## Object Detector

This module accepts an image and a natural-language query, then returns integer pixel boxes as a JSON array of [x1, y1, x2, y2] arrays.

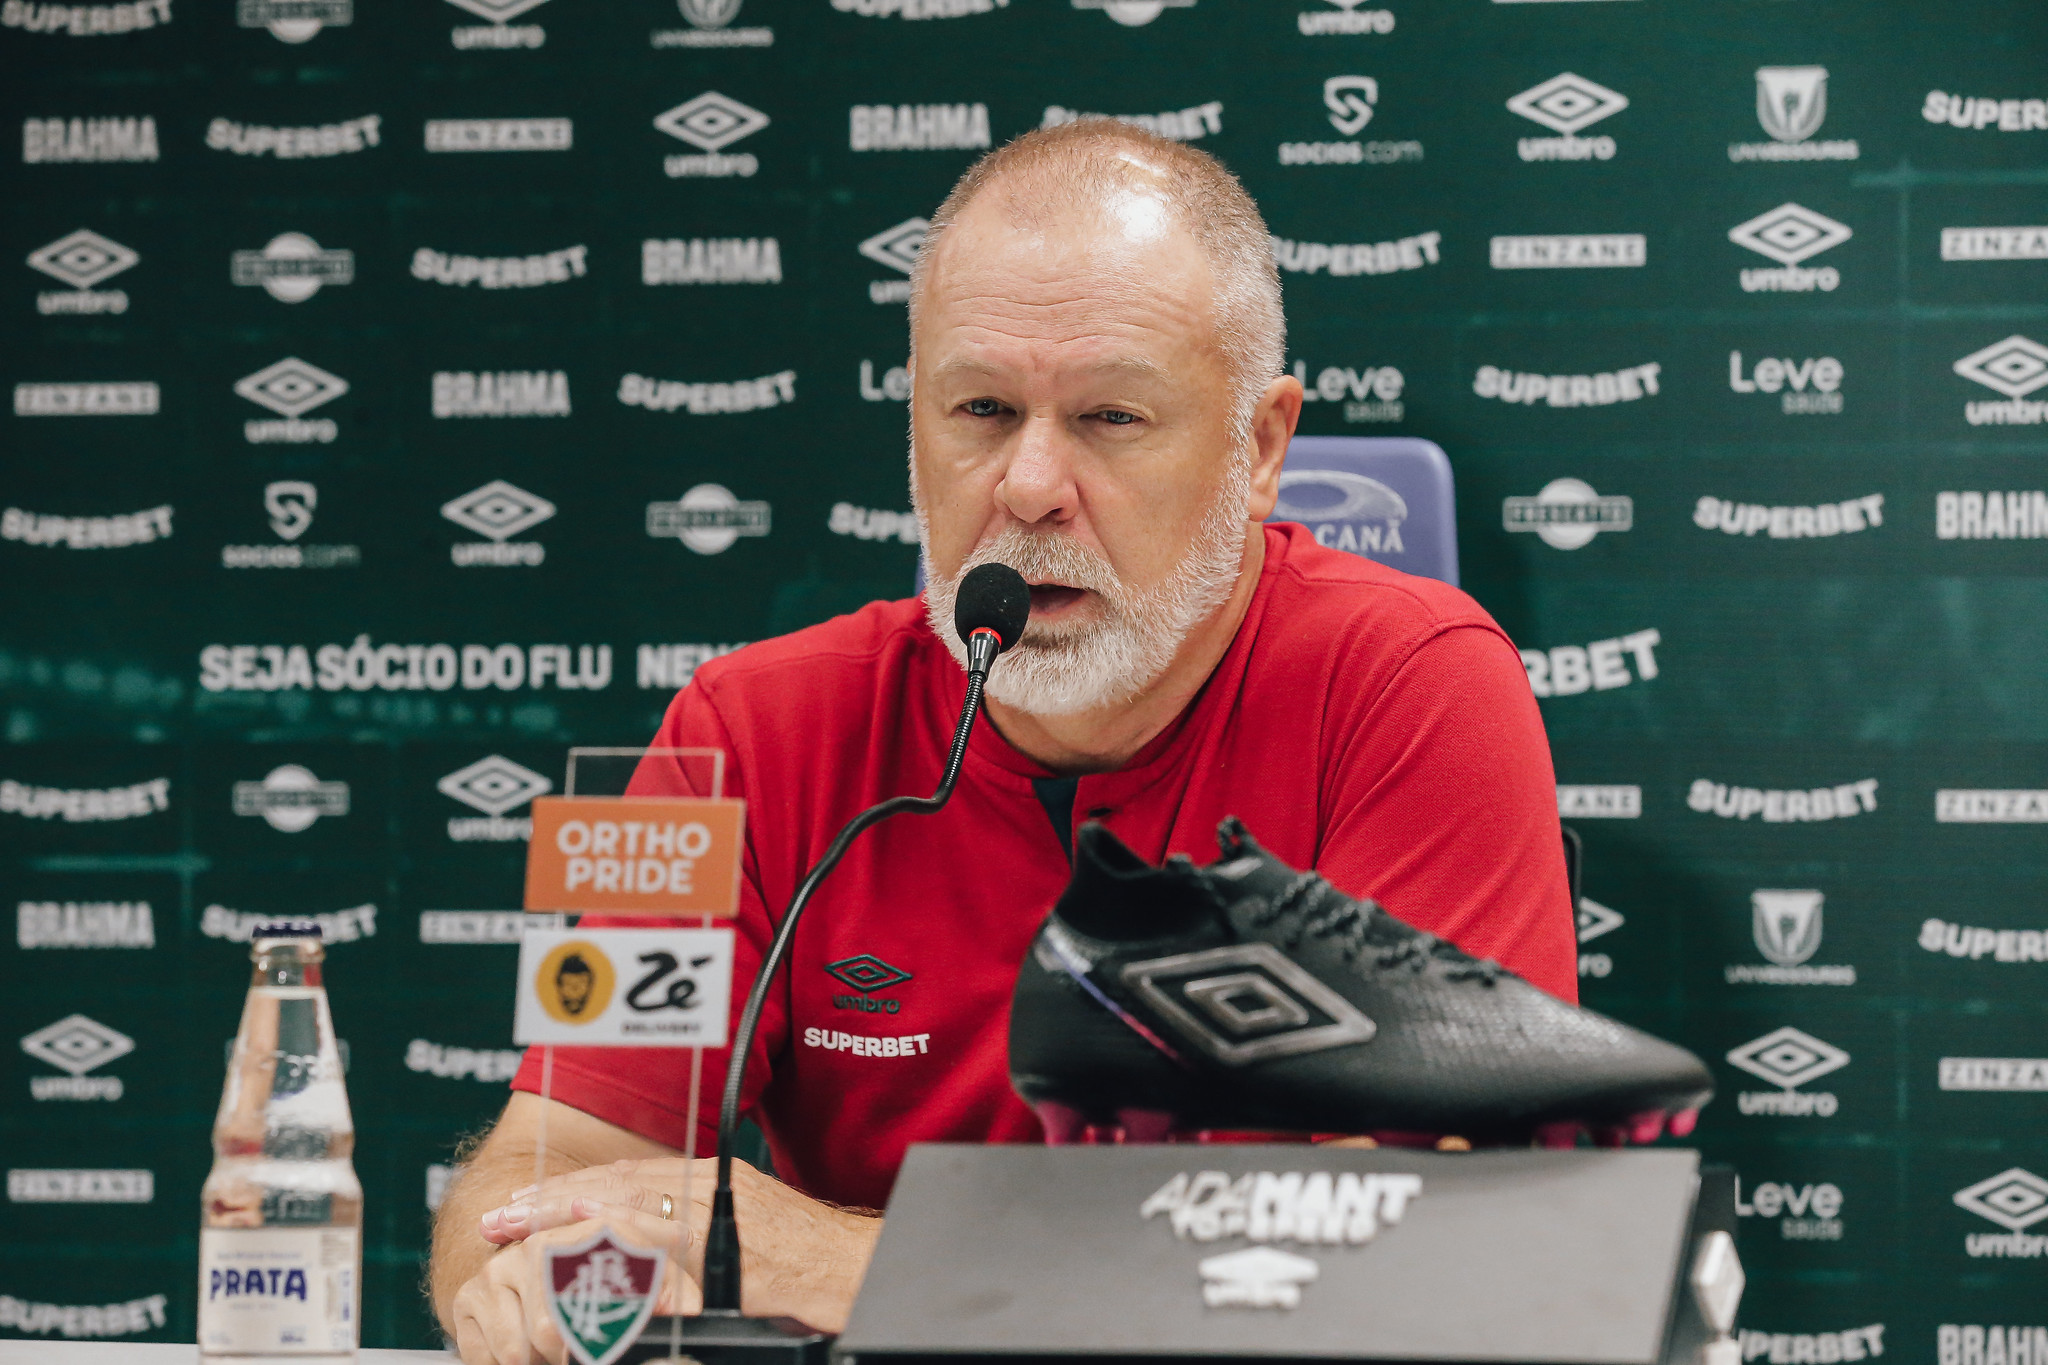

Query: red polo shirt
[[512, 523, 1576, 1210]]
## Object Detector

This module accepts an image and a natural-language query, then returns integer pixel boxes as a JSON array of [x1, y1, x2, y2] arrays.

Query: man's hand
[[450, 1207, 697, 1365], [475, 1156, 881, 1334]]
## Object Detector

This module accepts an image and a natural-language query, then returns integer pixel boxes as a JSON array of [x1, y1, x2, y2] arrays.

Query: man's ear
[[1243, 372, 1304, 522]]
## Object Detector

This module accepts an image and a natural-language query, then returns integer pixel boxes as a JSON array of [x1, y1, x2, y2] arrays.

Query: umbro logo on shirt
[[826, 953, 912, 1013]]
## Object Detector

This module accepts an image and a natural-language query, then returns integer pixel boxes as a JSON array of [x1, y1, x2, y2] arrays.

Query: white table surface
[[0, 1347, 451, 1365]]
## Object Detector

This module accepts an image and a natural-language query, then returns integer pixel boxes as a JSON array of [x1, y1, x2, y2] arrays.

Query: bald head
[[908, 119, 1285, 436]]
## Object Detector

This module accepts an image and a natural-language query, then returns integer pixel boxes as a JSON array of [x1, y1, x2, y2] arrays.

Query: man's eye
[[1098, 409, 1138, 426], [964, 398, 1002, 417]]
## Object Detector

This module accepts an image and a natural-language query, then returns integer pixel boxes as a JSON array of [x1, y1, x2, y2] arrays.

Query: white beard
[[918, 459, 1253, 717]]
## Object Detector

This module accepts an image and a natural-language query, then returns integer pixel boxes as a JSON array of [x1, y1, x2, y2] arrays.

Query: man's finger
[[483, 1184, 672, 1243], [487, 1283, 537, 1365]]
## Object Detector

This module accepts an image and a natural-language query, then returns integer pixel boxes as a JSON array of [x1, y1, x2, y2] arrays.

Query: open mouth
[[1028, 583, 1088, 615]]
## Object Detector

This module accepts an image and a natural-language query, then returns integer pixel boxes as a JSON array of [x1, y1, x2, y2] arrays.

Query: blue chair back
[[1267, 435, 1459, 585]]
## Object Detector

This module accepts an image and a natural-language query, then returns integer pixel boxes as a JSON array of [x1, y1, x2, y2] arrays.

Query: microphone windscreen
[[954, 562, 1031, 652]]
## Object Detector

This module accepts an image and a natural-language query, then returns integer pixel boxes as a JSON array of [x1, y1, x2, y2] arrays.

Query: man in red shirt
[[430, 120, 1575, 1361]]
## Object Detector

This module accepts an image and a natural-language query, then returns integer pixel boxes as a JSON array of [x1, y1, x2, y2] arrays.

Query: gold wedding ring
[[659, 1192, 675, 1221]]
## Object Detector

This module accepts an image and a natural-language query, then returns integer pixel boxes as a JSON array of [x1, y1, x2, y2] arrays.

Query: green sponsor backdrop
[[4, 0, 2047, 1349]]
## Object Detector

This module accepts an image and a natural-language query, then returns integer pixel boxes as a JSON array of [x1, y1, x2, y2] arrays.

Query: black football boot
[[1008, 818, 1714, 1148]]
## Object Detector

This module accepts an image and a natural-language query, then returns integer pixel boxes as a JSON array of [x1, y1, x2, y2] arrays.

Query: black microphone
[[689, 562, 1029, 1332]]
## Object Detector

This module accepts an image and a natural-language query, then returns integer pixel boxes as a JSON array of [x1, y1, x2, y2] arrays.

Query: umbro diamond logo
[[21, 1015, 134, 1076], [235, 357, 349, 418], [28, 229, 138, 290], [1728, 203, 1851, 266], [1506, 73, 1628, 135], [1953, 335, 2048, 399], [1123, 942, 1374, 1066], [438, 755, 551, 817], [859, 218, 927, 276], [1953, 1168, 2048, 1233], [1726, 1026, 1849, 1090], [825, 954, 913, 993], [1575, 897, 1625, 944], [441, 480, 556, 542], [655, 93, 768, 152]]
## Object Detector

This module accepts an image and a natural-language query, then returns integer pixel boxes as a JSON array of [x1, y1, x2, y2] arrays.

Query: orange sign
[[523, 796, 744, 917]]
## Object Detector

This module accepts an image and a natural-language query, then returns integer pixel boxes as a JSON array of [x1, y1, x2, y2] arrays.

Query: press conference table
[[0, 1348, 453, 1365]]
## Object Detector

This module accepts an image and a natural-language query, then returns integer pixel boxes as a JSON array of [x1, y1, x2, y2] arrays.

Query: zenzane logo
[[1728, 203, 1851, 292], [1729, 350, 1843, 414], [1735, 1175, 1845, 1241], [1951, 335, 2048, 426], [1726, 890, 1856, 986], [1502, 479, 1632, 549], [1731, 67, 1858, 162], [1953, 1168, 2048, 1258], [441, 480, 555, 567], [1521, 630, 1660, 698], [1278, 76, 1421, 166], [1942, 226, 2048, 262], [1505, 72, 1627, 162], [1726, 1026, 1849, 1117], [27, 228, 136, 314], [1290, 360, 1402, 422]]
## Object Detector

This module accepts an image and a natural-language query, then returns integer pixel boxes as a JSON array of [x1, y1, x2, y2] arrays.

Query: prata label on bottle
[[198, 1226, 358, 1354]]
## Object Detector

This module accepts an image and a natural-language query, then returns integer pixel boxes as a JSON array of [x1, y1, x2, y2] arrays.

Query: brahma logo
[[442, 480, 556, 567], [433, 371, 571, 418], [1731, 67, 1858, 161], [1140, 1169, 1422, 1309], [1951, 335, 2048, 426], [1296, 0, 1392, 35], [444, 0, 549, 49], [230, 232, 353, 304], [237, 0, 350, 42], [1726, 1026, 1849, 1117], [1734, 1176, 1845, 1242], [850, 103, 992, 151], [1270, 469, 1407, 557], [1940, 1327, 2048, 1365], [16, 900, 155, 949], [21, 115, 159, 162], [438, 754, 551, 841], [1505, 72, 1627, 161], [646, 485, 771, 555], [1502, 479, 1632, 549], [1953, 1168, 2048, 1258], [236, 357, 347, 443], [1071, 0, 1191, 26], [1726, 890, 1856, 986], [1728, 350, 1843, 414], [20, 1014, 132, 1101], [657, 0, 770, 46], [27, 228, 136, 315], [656, 93, 768, 177], [233, 765, 350, 832], [643, 238, 782, 286], [859, 218, 925, 302], [1728, 203, 1851, 292], [1520, 630, 1661, 698], [1290, 361, 1403, 422]]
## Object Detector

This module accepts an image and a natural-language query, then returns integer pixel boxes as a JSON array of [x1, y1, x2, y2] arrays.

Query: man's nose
[[994, 412, 1080, 527]]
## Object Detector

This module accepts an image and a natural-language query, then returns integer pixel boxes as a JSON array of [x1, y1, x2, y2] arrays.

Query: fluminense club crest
[[544, 1230, 662, 1365]]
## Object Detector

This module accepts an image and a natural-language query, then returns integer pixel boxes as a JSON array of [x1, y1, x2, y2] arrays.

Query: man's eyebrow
[[926, 355, 1176, 384]]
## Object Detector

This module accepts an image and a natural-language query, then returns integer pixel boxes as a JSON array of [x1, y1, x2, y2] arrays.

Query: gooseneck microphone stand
[[633, 562, 1030, 1364]]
